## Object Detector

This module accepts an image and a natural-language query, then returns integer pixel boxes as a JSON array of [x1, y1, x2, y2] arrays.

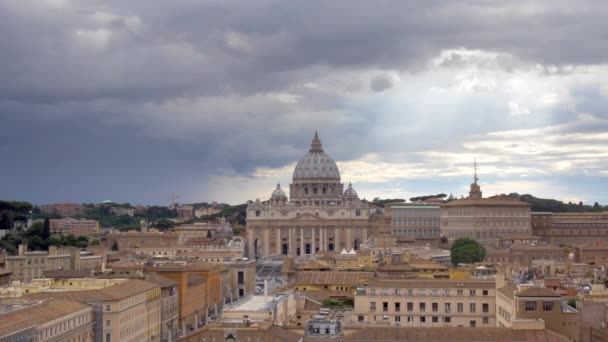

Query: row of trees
[[0, 218, 91, 254]]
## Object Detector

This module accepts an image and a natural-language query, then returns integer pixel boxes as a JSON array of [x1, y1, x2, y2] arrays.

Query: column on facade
[[320, 227, 325, 252], [300, 227, 305, 255], [264, 228, 270, 257], [335, 227, 341, 251], [288, 227, 293, 256], [276, 228, 281, 255], [312, 227, 316, 254]]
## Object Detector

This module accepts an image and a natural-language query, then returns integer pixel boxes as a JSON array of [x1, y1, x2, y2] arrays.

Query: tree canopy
[[450, 238, 486, 265], [409, 194, 446, 202]]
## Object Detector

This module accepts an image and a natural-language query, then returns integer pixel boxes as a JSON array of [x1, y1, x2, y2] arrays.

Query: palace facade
[[246, 133, 372, 259], [440, 166, 532, 247]]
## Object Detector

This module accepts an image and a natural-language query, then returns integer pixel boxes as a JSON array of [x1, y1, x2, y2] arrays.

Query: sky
[[1, 0, 608, 206]]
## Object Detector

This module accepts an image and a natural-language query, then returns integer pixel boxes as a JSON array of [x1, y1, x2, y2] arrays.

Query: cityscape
[[2, 1, 608, 342]]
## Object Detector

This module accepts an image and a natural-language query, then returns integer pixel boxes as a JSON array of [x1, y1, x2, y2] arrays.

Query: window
[[255, 210, 260, 217], [543, 301, 554, 312], [395, 316, 401, 323], [106, 333, 111, 342], [470, 303, 476, 313], [105, 305, 111, 312], [483, 317, 489, 324], [457, 290, 463, 296], [407, 302, 413, 312], [444, 317, 451, 323], [419, 303, 426, 312], [355, 209, 361, 216], [105, 320, 111, 328], [370, 302, 376, 311], [370, 289, 376, 295], [432, 316, 439, 323], [432, 303, 438, 312], [457, 303, 463, 313], [469, 290, 476, 296], [358, 315, 364, 322], [482, 290, 488, 296], [420, 316, 426, 323], [395, 302, 401, 312], [525, 301, 537, 312], [407, 289, 413, 296], [445, 303, 451, 313], [383, 302, 388, 312], [407, 316, 414, 323], [482, 303, 489, 313], [470, 320, 476, 328]]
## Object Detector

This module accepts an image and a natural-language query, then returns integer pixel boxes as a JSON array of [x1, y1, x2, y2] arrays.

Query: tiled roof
[[148, 261, 221, 272], [365, 278, 495, 289], [338, 327, 569, 341], [517, 287, 560, 298], [97, 279, 159, 299], [442, 197, 531, 207], [0, 299, 90, 337], [145, 274, 178, 288], [294, 271, 374, 286], [497, 284, 517, 300], [26, 279, 159, 302]]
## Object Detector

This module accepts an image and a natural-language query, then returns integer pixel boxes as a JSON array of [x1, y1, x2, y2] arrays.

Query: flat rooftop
[[224, 294, 288, 312]]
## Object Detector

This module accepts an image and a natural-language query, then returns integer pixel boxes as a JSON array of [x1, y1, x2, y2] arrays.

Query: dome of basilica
[[271, 182, 287, 198], [292, 132, 341, 181], [343, 182, 358, 198]]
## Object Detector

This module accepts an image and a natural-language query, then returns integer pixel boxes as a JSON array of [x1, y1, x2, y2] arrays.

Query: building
[[221, 293, 297, 326], [0, 298, 94, 342], [246, 133, 373, 258], [5, 245, 72, 282], [39, 203, 83, 217], [109, 206, 135, 217], [496, 284, 579, 341], [145, 262, 223, 333], [50, 218, 99, 236], [26, 279, 162, 342], [532, 212, 608, 246], [440, 165, 531, 246], [353, 278, 496, 328], [108, 231, 179, 251], [576, 240, 608, 265], [176, 206, 194, 219], [485, 244, 568, 266], [385, 203, 441, 247], [146, 275, 180, 342]]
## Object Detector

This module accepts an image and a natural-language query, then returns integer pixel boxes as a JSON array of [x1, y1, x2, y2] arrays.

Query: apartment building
[[497, 284, 579, 341], [385, 203, 441, 247], [146, 275, 179, 342], [354, 278, 496, 328], [0, 298, 94, 342], [26, 279, 162, 342], [40, 203, 83, 217], [5, 245, 71, 282], [532, 211, 608, 245], [145, 262, 223, 333], [4, 245, 104, 283], [50, 218, 99, 236]]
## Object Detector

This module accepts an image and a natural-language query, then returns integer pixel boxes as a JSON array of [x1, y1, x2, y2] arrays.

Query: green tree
[[0, 212, 12, 230], [450, 238, 486, 266], [42, 218, 50, 240], [91, 239, 100, 246]]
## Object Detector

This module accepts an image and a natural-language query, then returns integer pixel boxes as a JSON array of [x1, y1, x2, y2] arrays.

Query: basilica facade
[[246, 133, 372, 259]]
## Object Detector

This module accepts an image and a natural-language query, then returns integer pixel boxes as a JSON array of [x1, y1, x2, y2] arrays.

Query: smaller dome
[[271, 182, 287, 198], [343, 182, 358, 198]]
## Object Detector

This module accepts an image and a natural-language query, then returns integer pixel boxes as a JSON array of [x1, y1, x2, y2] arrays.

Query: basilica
[[246, 132, 373, 259]]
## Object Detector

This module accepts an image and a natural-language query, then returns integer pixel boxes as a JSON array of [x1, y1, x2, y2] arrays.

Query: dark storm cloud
[[1, 0, 608, 203]]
